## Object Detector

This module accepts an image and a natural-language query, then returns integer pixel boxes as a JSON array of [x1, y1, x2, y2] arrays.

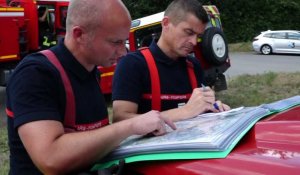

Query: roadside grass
[[216, 72, 300, 107], [228, 42, 253, 53], [0, 127, 9, 174], [0, 71, 299, 173]]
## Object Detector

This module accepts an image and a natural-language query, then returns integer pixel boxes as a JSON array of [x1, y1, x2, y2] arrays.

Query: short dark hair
[[165, 0, 209, 25]]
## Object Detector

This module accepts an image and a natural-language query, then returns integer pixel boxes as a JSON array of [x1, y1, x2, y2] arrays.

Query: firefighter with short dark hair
[[112, 0, 230, 123]]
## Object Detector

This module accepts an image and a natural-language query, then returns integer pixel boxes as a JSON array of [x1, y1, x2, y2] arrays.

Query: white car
[[252, 30, 300, 55]]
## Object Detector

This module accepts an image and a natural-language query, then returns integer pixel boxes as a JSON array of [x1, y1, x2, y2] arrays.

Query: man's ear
[[72, 26, 84, 43], [161, 16, 170, 30]]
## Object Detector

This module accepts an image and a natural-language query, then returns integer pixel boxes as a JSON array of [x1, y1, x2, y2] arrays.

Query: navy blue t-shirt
[[112, 41, 204, 113], [6, 40, 108, 174]]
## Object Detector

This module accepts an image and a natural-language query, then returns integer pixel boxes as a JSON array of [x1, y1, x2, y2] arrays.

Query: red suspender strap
[[6, 108, 14, 118], [40, 50, 76, 128], [186, 60, 197, 89], [140, 48, 161, 111], [7, 50, 107, 131]]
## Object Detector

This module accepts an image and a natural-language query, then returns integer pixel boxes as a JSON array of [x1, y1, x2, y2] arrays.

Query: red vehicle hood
[[125, 106, 300, 175]]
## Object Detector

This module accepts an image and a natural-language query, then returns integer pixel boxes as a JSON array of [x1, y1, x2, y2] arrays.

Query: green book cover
[[92, 95, 300, 170]]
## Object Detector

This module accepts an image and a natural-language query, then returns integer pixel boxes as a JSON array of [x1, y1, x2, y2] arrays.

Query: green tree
[[123, 0, 173, 19], [123, 0, 300, 43]]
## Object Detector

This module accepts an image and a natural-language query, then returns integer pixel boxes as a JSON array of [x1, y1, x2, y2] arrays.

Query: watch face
[[178, 103, 186, 108]]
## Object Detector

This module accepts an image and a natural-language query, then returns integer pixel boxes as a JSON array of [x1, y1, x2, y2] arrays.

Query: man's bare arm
[[113, 100, 139, 122], [113, 87, 230, 123], [19, 111, 174, 174]]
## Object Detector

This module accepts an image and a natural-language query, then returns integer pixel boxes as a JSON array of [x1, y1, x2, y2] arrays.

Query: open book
[[94, 95, 300, 169]]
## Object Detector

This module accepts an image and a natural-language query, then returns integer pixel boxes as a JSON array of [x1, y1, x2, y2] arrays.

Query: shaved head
[[66, 0, 131, 39], [64, 0, 131, 70]]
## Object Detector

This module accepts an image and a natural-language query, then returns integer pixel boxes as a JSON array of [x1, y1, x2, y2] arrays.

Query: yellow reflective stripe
[[7, 8, 24, 12], [211, 18, 216, 27], [101, 72, 114, 77], [43, 36, 51, 46], [0, 7, 24, 12], [208, 6, 217, 15], [0, 55, 18, 60], [130, 22, 161, 32]]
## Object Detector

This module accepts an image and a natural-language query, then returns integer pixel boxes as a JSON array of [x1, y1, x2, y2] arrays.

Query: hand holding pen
[[180, 84, 231, 120], [183, 85, 216, 116], [201, 84, 230, 112]]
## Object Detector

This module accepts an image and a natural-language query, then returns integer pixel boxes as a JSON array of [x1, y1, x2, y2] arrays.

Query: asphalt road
[[1, 52, 300, 126], [225, 52, 300, 80]]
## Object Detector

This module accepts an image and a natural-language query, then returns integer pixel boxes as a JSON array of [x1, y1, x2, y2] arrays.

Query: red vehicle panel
[[0, 15, 22, 62], [98, 65, 116, 94]]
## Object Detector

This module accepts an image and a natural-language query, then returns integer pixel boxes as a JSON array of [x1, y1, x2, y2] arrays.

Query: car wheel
[[260, 44, 272, 55], [201, 27, 228, 65]]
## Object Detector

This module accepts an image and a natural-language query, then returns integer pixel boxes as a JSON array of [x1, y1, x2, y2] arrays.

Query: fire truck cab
[[1, 1, 229, 93], [126, 6, 230, 91], [0, 0, 68, 86], [100, 5, 231, 94]]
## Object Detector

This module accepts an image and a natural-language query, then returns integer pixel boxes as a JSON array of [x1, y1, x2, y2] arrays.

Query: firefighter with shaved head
[[6, 0, 176, 174]]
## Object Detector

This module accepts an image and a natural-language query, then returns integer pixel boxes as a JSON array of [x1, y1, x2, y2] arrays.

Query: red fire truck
[[0, 0, 68, 85], [0, 0, 230, 93]]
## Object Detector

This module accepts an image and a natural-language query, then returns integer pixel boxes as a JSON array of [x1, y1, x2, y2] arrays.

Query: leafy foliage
[[123, 0, 172, 19], [123, 0, 300, 43]]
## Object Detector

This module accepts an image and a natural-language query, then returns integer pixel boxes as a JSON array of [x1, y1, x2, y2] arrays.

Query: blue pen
[[213, 102, 220, 111]]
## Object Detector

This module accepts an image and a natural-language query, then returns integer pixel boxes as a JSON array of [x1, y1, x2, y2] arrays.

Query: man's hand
[[183, 87, 230, 117], [131, 110, 176, 136], [213, 100, 231, 112], [183, 87, 215, 116]]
